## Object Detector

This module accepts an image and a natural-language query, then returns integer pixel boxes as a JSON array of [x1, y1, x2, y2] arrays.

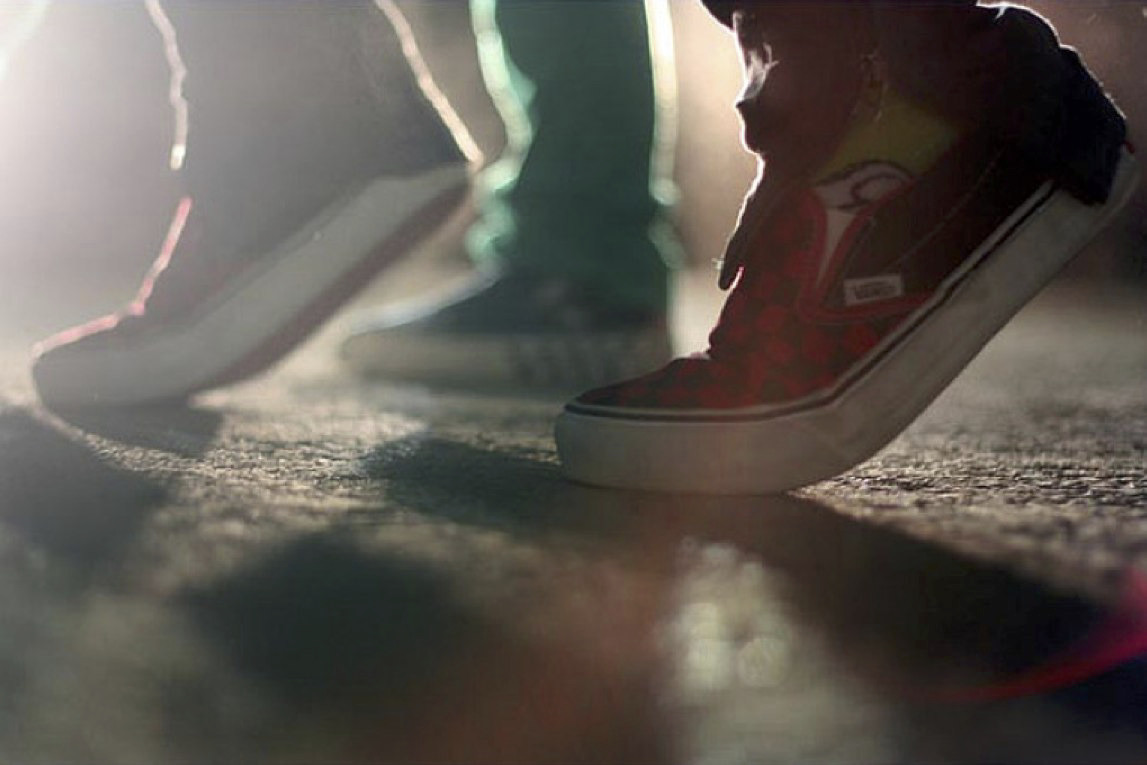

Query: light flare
[[0, 0, 49, 84]]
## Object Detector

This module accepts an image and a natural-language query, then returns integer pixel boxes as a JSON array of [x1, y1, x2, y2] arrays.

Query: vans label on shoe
[[843, 274, 904, 307]]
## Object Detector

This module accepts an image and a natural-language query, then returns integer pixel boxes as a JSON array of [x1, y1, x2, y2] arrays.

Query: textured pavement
[[2, 3, 1147, 761], [1, 271, 1146, 764]]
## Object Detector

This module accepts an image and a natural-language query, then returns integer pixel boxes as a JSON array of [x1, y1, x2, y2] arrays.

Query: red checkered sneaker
[[556, 137, 1139, 494]]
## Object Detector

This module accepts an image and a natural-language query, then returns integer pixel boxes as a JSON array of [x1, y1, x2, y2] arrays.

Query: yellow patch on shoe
[[818, 87, 961, 180]]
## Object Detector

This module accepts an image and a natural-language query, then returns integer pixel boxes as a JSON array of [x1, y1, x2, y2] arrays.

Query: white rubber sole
[[34, 163, 469, 407], [556, 149, 1140, 495]]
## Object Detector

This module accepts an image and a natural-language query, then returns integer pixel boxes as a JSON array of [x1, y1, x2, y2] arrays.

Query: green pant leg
[[469, 0, 678, 313]]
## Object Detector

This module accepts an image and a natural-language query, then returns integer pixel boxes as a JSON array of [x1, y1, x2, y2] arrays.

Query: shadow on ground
[[168, 435, 1147, 763], [0, 408, 169, 571], [183, 531, 669, 764], [44, 403, 223, 458]]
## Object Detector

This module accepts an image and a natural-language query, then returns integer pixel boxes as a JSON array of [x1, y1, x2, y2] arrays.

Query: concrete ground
[[1, 262, 1146, 764]]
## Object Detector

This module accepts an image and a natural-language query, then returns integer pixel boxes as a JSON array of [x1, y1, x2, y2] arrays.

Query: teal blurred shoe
[[341, 268, 672, 392]]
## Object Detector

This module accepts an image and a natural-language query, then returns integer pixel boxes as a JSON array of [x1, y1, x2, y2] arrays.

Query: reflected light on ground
[[662, 539, 894, 763], [666, 542, 793, 703]]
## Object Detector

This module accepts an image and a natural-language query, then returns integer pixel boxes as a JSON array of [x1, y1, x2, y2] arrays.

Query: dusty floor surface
[[1, 265, 1146, 764]]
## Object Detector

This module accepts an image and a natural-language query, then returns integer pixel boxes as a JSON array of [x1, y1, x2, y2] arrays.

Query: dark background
[[1, 1, 1143, 338]]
